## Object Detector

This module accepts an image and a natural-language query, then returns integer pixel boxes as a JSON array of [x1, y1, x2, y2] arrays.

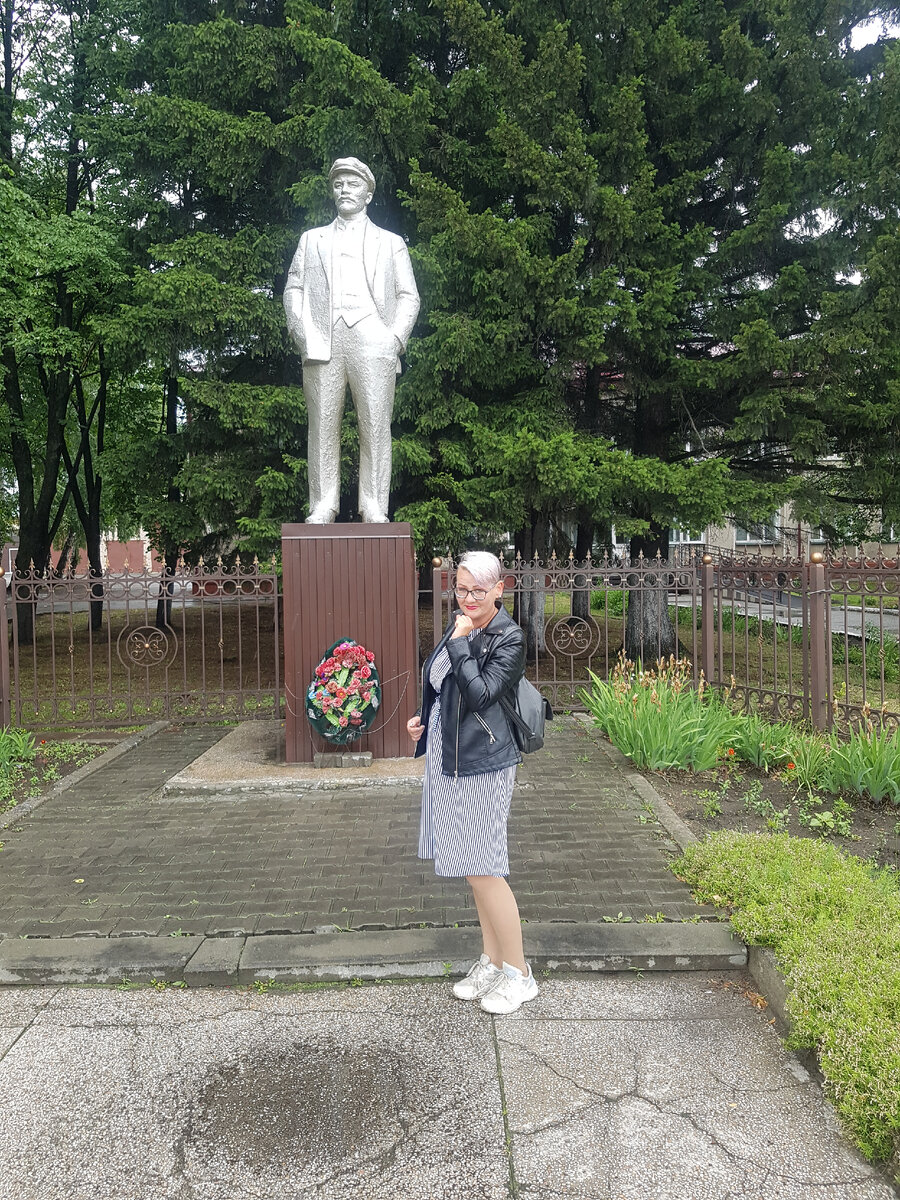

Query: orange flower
[[787, 762, 796, 770], [727, 748, 735, 756]]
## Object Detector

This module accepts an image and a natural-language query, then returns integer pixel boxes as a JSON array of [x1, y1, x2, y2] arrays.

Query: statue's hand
[[393, 334, 403, 356]]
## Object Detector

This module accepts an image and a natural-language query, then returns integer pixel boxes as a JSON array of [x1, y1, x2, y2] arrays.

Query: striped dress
[[417, 634, 516, 877]]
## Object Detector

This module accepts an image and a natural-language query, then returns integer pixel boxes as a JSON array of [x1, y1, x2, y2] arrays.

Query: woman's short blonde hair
[[456, 551, 502, 589]]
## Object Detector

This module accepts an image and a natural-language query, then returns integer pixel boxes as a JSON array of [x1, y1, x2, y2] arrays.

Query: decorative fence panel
[[431, 554, 703, 711], [0, 557, 280, 728], [1, 549, 896, 732], [825, 555, 900, 729], [433, 552, 900, 730]]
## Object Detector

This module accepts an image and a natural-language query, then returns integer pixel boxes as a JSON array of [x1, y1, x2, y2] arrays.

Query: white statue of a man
[[283, 157, 420, 524]]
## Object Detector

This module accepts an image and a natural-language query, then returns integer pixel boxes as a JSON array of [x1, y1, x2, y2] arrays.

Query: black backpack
[[500, 677, 554, 753]]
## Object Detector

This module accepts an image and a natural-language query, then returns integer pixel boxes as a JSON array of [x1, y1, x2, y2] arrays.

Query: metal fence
[[2, 548, 896, 732], [433, 551, 900, 730], [0, 556, 280, 728]]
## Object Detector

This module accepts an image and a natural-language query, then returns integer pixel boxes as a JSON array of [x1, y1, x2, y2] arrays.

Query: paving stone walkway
[[0, 718, 710, 940]]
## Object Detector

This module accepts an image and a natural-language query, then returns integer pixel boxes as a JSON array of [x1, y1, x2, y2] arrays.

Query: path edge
[[0, 720, 171, 832]]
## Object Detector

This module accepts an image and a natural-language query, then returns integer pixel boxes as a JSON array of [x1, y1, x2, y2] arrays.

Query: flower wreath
[[306, 639, 381, 745]]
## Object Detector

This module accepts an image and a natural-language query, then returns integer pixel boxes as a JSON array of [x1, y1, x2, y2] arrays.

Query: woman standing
[[407, 551, 538, 1015]]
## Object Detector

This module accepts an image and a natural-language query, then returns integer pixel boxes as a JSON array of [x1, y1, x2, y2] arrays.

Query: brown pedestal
[[281, 523, 418, 763]]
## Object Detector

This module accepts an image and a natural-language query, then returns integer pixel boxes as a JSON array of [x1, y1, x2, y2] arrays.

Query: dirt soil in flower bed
[[0, 733, 125, 817], [641, 760, 900, 871]]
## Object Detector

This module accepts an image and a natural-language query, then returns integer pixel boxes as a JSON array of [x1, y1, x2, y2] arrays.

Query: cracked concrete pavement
[[0, 973, 894, 1200]]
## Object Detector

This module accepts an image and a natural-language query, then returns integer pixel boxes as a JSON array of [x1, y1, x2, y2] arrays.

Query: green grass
[[674, 831, 900, 1166]]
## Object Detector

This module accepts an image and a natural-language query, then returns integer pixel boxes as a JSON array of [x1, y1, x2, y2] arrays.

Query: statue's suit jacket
[[283, 217, 419, 371]]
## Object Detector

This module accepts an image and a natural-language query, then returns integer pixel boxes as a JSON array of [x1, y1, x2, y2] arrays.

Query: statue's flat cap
[[329, 157, 376, 193]]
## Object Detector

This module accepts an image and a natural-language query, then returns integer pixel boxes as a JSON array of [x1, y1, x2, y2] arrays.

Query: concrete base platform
[[0, 976, 894, 1200], [163, 720, 423, 796], [0, 922, 746, 987]]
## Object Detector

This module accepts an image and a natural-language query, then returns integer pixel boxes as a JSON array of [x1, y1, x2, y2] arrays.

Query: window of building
[[735, 518, 779, 544], [670, 525, 705, 544]]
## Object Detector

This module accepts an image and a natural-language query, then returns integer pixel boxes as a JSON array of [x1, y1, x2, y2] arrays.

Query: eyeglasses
[[454, 586, 489, 602]]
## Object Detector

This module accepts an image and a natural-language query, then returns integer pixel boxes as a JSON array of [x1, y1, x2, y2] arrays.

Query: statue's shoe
[[359, 511, 389, 524], [305, 509, 337, 524]]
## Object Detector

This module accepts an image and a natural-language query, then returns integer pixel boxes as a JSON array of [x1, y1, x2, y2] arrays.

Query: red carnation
[[366, 650, 375, 662]]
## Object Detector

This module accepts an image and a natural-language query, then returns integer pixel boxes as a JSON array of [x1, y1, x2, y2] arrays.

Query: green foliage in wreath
[[306, 639, 380, 745]]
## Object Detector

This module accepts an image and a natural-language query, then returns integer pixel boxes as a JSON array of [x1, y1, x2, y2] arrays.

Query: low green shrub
[[674, 831, 900, 1163], [589, 589, 625, 616], [581, 655, 742, 771]]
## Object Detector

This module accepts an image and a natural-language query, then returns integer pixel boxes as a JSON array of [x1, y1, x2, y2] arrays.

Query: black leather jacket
[[415, 607, 526, 776]]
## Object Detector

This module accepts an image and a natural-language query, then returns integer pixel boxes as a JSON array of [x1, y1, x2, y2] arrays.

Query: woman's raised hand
[[452, 613, 474, 639]]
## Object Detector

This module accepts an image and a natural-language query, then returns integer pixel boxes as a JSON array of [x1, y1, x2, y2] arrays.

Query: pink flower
[[335, 687, 347, 702], [338, 715, 349, 728], [366, 650, 375, 662], [360, 665, 371, 679], [362, 690, 371, 702]]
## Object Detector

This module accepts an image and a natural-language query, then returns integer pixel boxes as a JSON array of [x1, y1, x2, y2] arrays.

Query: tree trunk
[[625, 520, 678, 665], [571, 513, 594, 620], [155, 551, 179, 629], [53, 531, 76, 577], [513, 512, 548, 658], [623, 568, 678, 665], [0, 0, 13, 168], [624, 369, 681, 663], [156, 367, 180, 630]]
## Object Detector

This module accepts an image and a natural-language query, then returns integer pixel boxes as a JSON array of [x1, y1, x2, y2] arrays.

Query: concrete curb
[[0, 720, 171, 833], [0, 933, 204, 985], [0, 922, 747, 987], [161, 774, 422, 798]]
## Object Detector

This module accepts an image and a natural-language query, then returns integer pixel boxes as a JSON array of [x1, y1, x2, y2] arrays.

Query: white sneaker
[[452, 954, 503, 1001], [479, 962, 539, 1015]]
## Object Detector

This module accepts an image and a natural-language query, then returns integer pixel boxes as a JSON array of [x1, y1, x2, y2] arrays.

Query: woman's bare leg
[[469, 881, 501, 964], [467, 875, 527, 974]]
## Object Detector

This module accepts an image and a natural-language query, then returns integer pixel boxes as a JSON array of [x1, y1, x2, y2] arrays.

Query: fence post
[[807, 556, 829, 730], [700, 557, 715, 686], [0, 570, 9, 726], [431, 557, 444, 649]]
